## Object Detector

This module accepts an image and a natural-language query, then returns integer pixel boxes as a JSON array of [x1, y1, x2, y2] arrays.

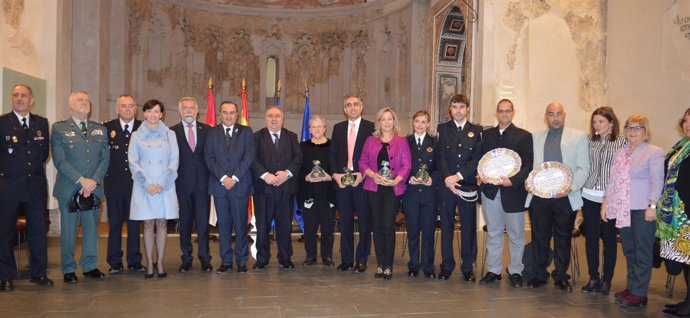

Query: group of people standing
[[1, 83, 689, 316]]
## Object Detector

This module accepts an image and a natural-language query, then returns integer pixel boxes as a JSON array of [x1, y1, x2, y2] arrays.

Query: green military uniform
[[51, 118, 110, 274]]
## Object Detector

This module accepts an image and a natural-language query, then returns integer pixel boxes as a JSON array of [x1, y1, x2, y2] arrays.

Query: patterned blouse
[[583, 134, 627, 198]]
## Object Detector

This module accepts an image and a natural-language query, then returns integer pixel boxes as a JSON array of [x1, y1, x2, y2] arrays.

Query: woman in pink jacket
[[359, 107, 411, 280]]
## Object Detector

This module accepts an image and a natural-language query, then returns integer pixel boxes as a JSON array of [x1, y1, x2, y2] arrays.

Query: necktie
[[347, 122, 356, 169], [124, 124, 130, 138], [22, 118, 28, 136], [225, 127, 232, 145], [417, 137, 421, 147], [273, 133, 280, 152], [80, 121, 87, 137], [187, 124, 196, 152], [458, 125, 463, 132]]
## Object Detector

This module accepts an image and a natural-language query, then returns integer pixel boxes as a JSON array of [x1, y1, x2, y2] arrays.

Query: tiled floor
[[0, 233, 681, 317]]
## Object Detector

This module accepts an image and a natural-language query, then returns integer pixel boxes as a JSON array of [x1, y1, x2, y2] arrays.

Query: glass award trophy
[[309, 160, 326, 179], [379, 161, 393, 180], [415, 163, 430, 183], [341, 167, 355, 186]]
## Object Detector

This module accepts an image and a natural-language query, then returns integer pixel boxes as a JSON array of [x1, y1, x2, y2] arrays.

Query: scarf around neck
[[606, 145, 632, 228], [657, 137, 690, 240]]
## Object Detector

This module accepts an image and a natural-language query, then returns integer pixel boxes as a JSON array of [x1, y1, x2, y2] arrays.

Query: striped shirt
[[582, 134, 627, 201]]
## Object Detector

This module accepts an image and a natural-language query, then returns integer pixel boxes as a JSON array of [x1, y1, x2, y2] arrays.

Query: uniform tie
[[124, 124, 130, 138], [80, 121, 87, 137]]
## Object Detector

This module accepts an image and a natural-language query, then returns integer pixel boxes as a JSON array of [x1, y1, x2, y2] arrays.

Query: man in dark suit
[[205, 101, 255, 274], [329, 94, 375, 273], [436, 93, 483, 281], [172, 97, 213, 273], [103, 94, 145, 274], [252, 106, 302, 270], [0, 84, 52, 292], [478, 99, 533, 287], [52, 90, 110, 283]]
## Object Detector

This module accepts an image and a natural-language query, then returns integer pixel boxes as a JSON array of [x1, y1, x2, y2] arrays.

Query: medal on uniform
[[37, 130, 43, 137], [110, 130, 116, 138], [427, 147, 433, 153], [7, 147, 13, 154], [468, 131, 475, 138], [11, 136, 17, 143]]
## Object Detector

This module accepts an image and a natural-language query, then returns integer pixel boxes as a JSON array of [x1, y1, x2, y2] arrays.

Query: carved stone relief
[[3, 0, 33, 56], [126, 0, 412, 117], [502, 0, 606, 111]]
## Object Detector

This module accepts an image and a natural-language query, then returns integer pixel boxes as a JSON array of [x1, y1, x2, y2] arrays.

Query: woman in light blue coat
[[129, 99, 179, 278]]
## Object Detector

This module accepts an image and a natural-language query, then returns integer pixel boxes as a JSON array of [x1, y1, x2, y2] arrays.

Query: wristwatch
[[648, 203, 657, 209]]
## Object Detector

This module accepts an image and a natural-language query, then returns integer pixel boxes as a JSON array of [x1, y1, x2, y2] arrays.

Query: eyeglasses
[[497, 109, 513, 114], [624, 126, 645, 132]]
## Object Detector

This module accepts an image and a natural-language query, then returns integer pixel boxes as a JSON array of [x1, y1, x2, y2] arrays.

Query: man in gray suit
[[525, 102, 589, 291], [52, 91, 110, 283]]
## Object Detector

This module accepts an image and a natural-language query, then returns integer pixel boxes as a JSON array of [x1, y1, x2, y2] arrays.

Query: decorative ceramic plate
[[477, 148, 522, 184], [526, 161, 573, 199]]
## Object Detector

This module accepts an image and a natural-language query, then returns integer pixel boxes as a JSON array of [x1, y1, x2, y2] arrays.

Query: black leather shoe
[[479, 272, 501, 284], [581, 279, 601, 293], [127, 263, 147, 272], [0, 280, 14, 292], [662, 308, 690, 317], [554, 280, 572, 292], [438, 270, 452, 280], [217, 264, 232, 274], [424, 272, 436, 279], [463, 271, 476, 282], [508, 273, 523, 288], [83, 268, 106, 279], [353, 263, 367, 274], [253, 261, 267, 270], [63, 273, 78, 284], [109, 263, 124, 274], [336, 263, 354, 271], [374, 267, 384, 279], [666, 302, 685, 310], [179, 262, 192, 273], [280, 260, 295, 271], [237, 265, 248, 274], [303, 258, 317, 266], [30, 276, 54, 286], [597, 282, 611, 296], [201, 262, 213, 272], [527, 278, 546, 288], [408, 269, 419, 277], [323, 258, 335, 266]]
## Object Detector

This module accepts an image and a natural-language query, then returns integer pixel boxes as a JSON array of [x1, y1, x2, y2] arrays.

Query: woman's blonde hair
[[373, 107, 400, 137], [412, 110, 437, 137], [625, 114, 651, 142]]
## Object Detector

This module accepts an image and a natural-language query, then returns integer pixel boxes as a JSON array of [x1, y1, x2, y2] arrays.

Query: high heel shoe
[[145, 263, 154, 279], [156, 263, 167, 278]]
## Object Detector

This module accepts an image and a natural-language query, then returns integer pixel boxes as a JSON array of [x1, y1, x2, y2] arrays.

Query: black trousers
[[529, 196, 576, 282], [302, 198, 335, 260], [0, 198, 48, 280], [581, 198, 618, 283], [367, 189, 399, 270], [402, 190, 436, 273], [106, 196, 142, 267], [336, 185, 371, 265], [439, 195, 477, 273], [178, 191, 211, 264], [255, 190, 293, 263]]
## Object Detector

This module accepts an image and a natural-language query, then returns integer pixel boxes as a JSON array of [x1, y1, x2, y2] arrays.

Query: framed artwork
[[442, 43, 459, 61], [448, 18, 465, 34], [438, 74, 458, 120]]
